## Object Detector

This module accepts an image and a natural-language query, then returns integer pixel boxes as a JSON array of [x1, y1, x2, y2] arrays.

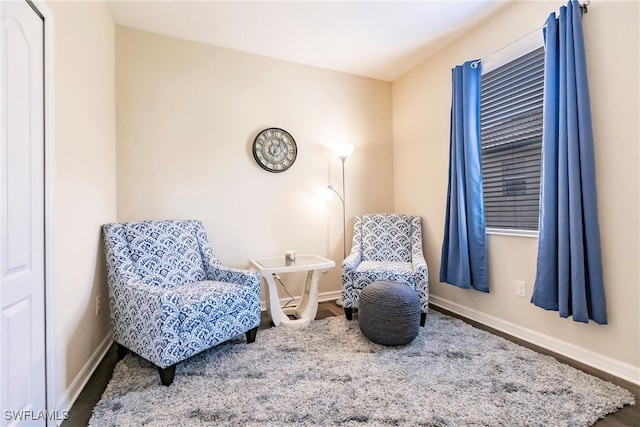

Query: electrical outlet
[[514, 281, 527, 298], [96, 295, 101, 315]]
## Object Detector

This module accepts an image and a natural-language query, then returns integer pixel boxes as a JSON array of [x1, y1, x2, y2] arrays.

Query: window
[[480, 35, 544, 233]]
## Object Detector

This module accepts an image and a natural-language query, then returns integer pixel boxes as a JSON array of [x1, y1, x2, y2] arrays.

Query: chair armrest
[[110, 277, 171, 325], [411, 253, 428, 274], [207, 265, 261, 289], [341, 251, 362, 307], [411, 253, 429, 300], [342, 251, 362, 272], [109, 278, 180, 366]]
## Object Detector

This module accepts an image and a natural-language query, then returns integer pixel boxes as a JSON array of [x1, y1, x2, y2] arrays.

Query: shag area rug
[[89, 312, 635, 426]]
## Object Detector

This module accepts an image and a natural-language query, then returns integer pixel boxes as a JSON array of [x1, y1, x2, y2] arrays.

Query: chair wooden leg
[[344, 307, 353, 320], [420, 312, 426, 327], [245, 327, 258, 343], [116, 342, 128, 360], [158, 364, 176, 386]]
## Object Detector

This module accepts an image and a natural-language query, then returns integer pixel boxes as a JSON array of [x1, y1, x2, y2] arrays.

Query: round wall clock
[[252, 128, 297, 173]]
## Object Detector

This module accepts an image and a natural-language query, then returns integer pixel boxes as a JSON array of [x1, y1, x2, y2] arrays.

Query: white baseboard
[[260, 290, 342, 311], [55, 332, 113, 425], [430, 295, 640, 386]]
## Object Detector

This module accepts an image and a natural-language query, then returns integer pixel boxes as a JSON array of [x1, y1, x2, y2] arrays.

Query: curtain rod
[[580, 0, 590, 15], [470, 0, 589, 69]]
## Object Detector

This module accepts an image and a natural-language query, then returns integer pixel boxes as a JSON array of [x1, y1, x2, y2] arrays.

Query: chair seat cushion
[[358, 281, 421, 346], [352, 261, 415, 289]]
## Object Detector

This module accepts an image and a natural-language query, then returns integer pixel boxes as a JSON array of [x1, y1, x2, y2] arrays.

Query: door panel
[[2, 298, 33, 413], [1, 1, 46, 425]]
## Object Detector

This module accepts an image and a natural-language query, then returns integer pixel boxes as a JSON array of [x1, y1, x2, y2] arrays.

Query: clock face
[[252, 128, 297, 173]]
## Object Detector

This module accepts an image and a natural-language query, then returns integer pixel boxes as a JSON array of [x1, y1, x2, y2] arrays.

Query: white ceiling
[[107, 1, 505, 82]]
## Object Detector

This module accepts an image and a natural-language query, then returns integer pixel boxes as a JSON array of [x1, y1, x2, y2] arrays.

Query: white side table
[[250, 255, 335, 329]]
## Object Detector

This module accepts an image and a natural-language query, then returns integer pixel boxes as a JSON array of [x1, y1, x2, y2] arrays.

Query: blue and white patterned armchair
[[102, 219, 261, 385], [342, 213, 429, 326]]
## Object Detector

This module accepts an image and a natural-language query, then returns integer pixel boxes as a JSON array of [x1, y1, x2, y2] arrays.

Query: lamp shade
[[334, 144, 354, 160]]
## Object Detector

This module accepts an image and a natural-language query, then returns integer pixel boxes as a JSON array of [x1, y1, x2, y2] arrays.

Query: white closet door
[[1, 1, 47, 425]]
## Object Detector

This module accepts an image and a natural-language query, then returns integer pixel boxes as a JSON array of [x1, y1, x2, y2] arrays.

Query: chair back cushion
[[119, 220, 208, 288], [359, 214, 414, 262]]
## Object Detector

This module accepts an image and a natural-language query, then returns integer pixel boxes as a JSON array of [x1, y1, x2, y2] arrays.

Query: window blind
[[480, 46, 545, 232]]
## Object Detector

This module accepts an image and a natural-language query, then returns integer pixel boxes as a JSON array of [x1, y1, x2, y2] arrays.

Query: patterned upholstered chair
[[102, 219, 261, 386], [342, 213, 429, 326]]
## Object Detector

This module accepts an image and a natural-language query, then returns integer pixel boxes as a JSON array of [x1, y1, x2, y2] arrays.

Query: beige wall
[[47, 0, 116, 409], [393, 0, 639, 378], [115, 27, 394, 297]]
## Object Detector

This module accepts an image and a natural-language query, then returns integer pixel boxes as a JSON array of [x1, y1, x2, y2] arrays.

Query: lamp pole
[[328, 145, 353, 308], [339, 155, 347, 259], [327, 184, 345, 257], [327, 150, 352, 258]]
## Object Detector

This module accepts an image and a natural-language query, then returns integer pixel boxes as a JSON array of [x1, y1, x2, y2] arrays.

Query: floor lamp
[[327, 145, 354, 307]]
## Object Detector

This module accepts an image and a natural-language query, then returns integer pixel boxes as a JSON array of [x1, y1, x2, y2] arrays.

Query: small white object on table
[[250, 254, 335, 329]]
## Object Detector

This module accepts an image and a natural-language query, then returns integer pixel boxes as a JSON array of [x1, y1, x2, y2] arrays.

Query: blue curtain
[[440, 60, 489, 293], [531, 1, 607, 324]]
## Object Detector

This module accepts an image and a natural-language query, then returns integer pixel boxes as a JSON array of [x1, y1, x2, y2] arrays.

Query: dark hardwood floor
[[62, 302, 638, 426]]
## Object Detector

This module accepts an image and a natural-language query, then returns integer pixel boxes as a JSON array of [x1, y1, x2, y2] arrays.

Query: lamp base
[[335, 298, 344, 307]]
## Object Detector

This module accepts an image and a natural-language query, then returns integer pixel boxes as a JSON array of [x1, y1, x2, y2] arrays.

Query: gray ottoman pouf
[[358, 281, 421, 346]]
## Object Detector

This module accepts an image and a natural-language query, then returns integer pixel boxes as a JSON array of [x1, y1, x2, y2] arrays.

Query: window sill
[[486, 228, 539, 238]]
